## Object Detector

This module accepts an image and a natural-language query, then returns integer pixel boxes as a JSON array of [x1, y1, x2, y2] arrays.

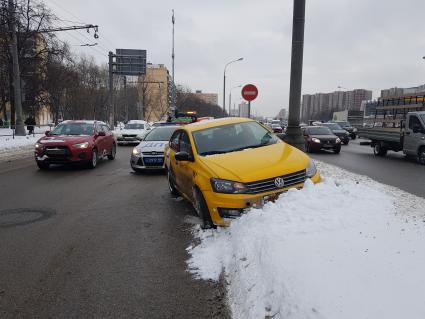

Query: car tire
[[418, 147, 425, 165], [193, 187, 215, 229], [351, 134, 357, 140], [108, 144, 116, 160], [305, 143, 312, 153], [36, 161, 50, 170], [373, 143, 387, 157], [343, 140, 349, 145], [167, 168, 180, 196], [88, 149, 98, 169], [333, 147, 341, 154]]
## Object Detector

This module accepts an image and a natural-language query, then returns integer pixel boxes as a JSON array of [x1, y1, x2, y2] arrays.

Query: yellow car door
[[174, 130, 196, 201]]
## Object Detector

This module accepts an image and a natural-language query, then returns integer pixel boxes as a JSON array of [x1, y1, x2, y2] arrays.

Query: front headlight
[[306, 160, 317, 178], [211, 178, 247, 194], [336, 138, 341, 143], [73, 142, 89, 149], [311, 137, 321, 143], [35, 142, 43, 149], [132, 147, 140, 155], [353, 128, 358, 132]]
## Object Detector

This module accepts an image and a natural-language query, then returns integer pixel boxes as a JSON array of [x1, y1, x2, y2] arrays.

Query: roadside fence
[[0, 124, 54, 139]]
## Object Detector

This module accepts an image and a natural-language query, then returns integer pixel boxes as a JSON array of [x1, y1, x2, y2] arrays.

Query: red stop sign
[[241, 84, 258, 102]]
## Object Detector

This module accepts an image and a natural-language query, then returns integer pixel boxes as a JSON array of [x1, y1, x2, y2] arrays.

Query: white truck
[[358, 111, 425, 164]]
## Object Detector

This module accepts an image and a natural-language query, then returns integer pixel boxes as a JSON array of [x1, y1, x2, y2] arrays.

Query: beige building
[[192, 90, 218, 105], [138, 63, 172, 122]]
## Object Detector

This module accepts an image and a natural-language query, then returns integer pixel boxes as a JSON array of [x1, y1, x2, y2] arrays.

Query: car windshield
[[50, 123, 94, 136], [272, 124, 281, 128], [193, 121, 279, 156], [323, 123, 343, 130], [144, 127, 178, 141], [125, 123, 145, 129], [307, 127, 333, 135]]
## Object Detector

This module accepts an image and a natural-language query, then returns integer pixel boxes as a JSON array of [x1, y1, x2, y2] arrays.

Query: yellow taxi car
[[165, 117, 321, 228]]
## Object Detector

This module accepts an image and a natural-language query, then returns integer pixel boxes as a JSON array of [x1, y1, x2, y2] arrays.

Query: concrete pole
[[284, 0, 306, 151], [8, 0, 25, 136], [108, 51, 114, 127], [222, 72, 226, 117]]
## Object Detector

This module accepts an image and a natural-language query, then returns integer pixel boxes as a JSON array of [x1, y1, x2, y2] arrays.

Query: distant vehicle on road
[[34, 120, 116, 169], [115, 120, 149, 145], [130, 125, 181, 172], [271, 124, 283, 133], [165, 117, 321, 228], [302, 126, 341, 154], [358, 111, 425, 164], [317, 122, 350, 145], [332, 120, 357, 139]]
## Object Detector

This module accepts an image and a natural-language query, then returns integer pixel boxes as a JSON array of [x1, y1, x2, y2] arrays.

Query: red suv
[[34, 120, 116, 169]]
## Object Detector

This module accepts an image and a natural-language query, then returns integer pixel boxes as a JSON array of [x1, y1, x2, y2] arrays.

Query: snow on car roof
[[61, 120, 106, 125]]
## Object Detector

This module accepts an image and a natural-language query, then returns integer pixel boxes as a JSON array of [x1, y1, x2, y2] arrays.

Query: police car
[[130, 125, 181, 172]]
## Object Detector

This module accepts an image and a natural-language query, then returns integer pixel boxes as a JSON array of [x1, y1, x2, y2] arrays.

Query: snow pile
[[187, 162, 425, 319], [0, 129, 38, 157]]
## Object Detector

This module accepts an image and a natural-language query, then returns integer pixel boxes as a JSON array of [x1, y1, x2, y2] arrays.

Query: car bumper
[[130, 154, 166, 170], [309, 142, 340, 151], [203, 172, 321, 227], [35, 148, 92, 164], [117, 139, 141, 145]]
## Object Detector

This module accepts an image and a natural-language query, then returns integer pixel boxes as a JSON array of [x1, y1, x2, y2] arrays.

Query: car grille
[[142, 151, 164, 155], [245, 170, 306, 194], [123, 134, 137, 138], [320, 138, 335, 144]]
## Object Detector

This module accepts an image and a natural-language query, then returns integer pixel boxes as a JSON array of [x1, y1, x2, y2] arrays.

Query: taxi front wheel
[[193, 188, 215, 229], [167, 168, 179, 196]]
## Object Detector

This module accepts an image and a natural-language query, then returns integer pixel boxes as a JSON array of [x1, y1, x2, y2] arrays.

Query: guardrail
[[0, 124, 54, 139]]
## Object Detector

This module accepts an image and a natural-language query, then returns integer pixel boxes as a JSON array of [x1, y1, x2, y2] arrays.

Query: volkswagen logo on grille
[[274, 177, 285, 188]]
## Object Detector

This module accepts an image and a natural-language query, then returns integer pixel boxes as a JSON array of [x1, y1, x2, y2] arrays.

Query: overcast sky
[[44, 0, 425, 117]]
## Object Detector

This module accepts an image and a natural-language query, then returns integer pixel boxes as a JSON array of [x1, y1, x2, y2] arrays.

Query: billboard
[[114, 49, 146, 76]]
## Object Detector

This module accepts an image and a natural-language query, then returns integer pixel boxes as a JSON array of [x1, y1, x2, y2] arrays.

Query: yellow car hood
[[199, 142, 309, 182]]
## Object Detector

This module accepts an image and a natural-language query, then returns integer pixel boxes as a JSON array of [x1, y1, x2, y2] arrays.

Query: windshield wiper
[[230, 143, 274, 152], [199, 150, 227, 156]]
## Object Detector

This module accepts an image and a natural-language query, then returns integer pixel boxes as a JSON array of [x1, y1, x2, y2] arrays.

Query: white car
[[130, 125, 181, 172], [114, 120, 150, 145]]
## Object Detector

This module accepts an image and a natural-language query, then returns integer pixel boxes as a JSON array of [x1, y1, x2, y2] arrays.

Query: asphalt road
[[0, 147, 229, 319], [310, 139, 425, 197]]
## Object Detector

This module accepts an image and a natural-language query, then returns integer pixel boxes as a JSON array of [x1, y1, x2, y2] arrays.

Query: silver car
[[130, 125, 181, 172]]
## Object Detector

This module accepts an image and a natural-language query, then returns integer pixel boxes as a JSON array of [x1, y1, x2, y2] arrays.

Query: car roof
[[184, 117, 254, 132], [61, 120, 106, 125]]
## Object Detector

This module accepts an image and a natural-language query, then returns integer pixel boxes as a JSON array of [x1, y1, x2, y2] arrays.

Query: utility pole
[[8, 0, 25, 136], [172, 10, 175, 83], [123, 76, 128, 122], [284, 0, 306, 151], [108, 51, 114, 127]]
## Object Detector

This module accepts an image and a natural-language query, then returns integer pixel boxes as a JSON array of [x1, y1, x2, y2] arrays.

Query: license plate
[[143, 157, 164, 165]]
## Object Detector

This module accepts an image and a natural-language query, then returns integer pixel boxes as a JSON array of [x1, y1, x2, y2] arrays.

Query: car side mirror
[[98, 131, 106, 136], [45, 131, 50, 136], [175, 151, 193, 162]]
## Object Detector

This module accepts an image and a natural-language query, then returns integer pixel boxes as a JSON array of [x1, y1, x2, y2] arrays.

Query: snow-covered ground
[[0, 128, 40, 159], [187, 162, 425, 319]]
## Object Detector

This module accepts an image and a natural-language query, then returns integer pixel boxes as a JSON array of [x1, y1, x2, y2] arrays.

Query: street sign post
[[241, 84, 258, 118]]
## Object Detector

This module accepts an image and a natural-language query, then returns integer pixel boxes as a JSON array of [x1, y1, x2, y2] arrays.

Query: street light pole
[[284, 0, 306, 151], [229, 85, 242, 117], [223, 58, 243, 117]]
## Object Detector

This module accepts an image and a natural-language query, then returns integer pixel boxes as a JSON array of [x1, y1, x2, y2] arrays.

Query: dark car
[[318, 123, 350, 145], [303, 126, 341, 154], [333, 121, 357, 139], [34, 120, 116, 170], [271, 124, 283, 133]]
